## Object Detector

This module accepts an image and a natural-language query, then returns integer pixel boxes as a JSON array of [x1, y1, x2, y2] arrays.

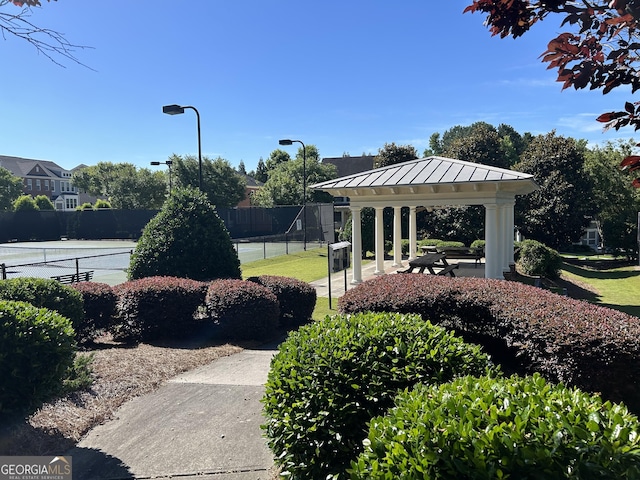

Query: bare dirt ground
[[0, 335, 243, 455]]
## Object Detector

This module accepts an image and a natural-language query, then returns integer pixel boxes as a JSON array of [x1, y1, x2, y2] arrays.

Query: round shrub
[[516, 239, 563, 278], [0, 277, 84, 331], [246, 275, 316, 327], [112, 276, 208, 343], [0, 300, 76, 416], [352, 374, 640, 479], [70, 282, 116, 343], [205, 279, 279, 340], [262, 312, 494, 479], [470, 239, 486, 250], [128, 186, 241, 281]]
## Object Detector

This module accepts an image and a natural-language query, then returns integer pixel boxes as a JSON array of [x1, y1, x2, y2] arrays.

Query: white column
[[505, 199, 515, 269], [409, 206, 418, 261], [393, 206, 403, 267], [498, 203, 509, 274], [374, 206, 385, 275], [350, 206, 363, 284], [484, 204, 500, 279]]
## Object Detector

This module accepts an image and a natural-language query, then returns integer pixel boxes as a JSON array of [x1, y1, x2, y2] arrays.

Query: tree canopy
[[0, 167, 24, 211], [374, 143, 418, 168]]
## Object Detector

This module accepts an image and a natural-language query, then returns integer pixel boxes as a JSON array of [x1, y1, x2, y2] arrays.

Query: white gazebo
[[311, 156, 538, 281]]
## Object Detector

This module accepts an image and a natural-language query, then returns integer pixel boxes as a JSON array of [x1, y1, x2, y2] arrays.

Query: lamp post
[[279, 139, 306, 250], [150, 160, 173, 195], [162, 104, 202, 190]]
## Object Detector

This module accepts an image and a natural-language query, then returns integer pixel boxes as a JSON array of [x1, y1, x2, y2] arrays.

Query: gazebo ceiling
[[311, 156, 538, 206]]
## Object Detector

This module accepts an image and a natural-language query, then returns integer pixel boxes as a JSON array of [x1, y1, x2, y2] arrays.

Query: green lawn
[[561, 259, 640, 317]]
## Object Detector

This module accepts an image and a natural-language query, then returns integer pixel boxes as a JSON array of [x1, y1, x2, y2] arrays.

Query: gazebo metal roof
[[311, 156, 537, 203]]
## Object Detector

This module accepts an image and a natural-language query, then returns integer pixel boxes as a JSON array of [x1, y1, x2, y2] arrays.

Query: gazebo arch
[[311, 156, 538, 281]]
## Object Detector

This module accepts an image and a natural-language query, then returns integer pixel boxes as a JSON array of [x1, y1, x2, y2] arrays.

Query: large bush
[[128, 186, 241, 281], [352, 374, 640, 479], [0, 300, 76, 416], [516, 239, 563, 278], [70, 281, 116, 343], [205, 279, 279, 340], [0, 278, 84, 331], [338, 274, 640, 412], [112, 276, 208, 342], [262, 312, 494, 479], [246, 275, 316, 327]]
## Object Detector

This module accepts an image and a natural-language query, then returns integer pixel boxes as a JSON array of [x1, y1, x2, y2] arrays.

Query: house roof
[[312, 156, 538, 207], [0, 155, 69, 179], [321, 156, 375, 178]]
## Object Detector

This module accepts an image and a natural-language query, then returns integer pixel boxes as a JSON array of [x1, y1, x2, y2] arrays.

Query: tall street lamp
[[279, 138, 306, 250], [150, 160, 173, 195], [162, 104, 202, 190]]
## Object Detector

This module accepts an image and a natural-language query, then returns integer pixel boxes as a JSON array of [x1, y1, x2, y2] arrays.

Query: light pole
[[150, 160, 173, 195], [162, 104, 202, 190], [279, 139, 306, 250]]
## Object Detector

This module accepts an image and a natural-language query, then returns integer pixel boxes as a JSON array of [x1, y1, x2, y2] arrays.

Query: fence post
[[75, 258, 80, 282], [1, 263, 5, 280]]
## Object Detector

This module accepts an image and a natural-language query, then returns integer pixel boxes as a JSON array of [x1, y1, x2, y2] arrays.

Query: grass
[[241, 247, 331, 283], [560, 258, 640, 317]]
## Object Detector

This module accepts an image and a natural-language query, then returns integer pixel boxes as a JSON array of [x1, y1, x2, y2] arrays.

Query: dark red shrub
[[112, 276, 208, 343], [70, 281, 116, 343], [339, 274, 640, 412], [246, 275, 316, 327], [206, 279, 279, 340]]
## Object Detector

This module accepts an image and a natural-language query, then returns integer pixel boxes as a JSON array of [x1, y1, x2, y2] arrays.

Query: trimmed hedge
[[112, 276, 208, 342], [246, 275, 316, 327], [352, 374, 640, 479], [516, 239, 563, 278], [0, 300, 76, 415], [205, 279, 279, 340], [70, 282, 116, 343], [0, 277, 84, 333], [338, 274, 640, 413], [263, 312, 494, 479]]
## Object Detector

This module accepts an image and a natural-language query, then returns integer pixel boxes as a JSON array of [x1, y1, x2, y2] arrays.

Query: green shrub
[[516, 239, 563, 278], [70, 282, 116, 343], [338, 274, 640, 413], [128, 186, 241, 281], [12, 194, 39, 211], [34, 195, 55, 210], [112, 276, 208, 343], [0, 278, 84, 331], [470, 239, 485, 250], [262, 312, 494, 479], [400, 239, 411, 256], [0, 300, 76, 416], [246, 275, 316, 328], [205, 279, 279, 340], [352, 374, 640, 479]]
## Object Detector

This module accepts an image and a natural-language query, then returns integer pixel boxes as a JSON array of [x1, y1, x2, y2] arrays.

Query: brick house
[[0, 155, 80, 211]]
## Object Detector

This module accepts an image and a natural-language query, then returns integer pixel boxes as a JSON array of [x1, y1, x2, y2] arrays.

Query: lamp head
[[165, 160, 173, 166], [163, 104, 185, 115], [279, 139, 293, 146], [150, 161, 161, 166]]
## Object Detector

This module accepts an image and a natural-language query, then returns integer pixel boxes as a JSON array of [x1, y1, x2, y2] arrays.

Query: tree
[[171, 154, 246, 207], [254, 158, 268, 183], [12, 194, 38, 211], [265, 149, 292, 173], [2, 0, 89, 67], [465, 0, 640, 185], [72, 162, 167, 209], [252, 146, 336, 207], [373, 143, 418, 168], [128, 186, 241, 281], [34, 194, 54, 210], [237, 160, 247, 176], [585, 140, 640, 256], [514, 131, 595, 249], [0, 166, 23, 211], [444, 122, 509, 169]]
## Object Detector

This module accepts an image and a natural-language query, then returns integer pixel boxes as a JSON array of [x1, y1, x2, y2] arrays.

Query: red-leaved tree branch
[[465, 0, 640, 185]]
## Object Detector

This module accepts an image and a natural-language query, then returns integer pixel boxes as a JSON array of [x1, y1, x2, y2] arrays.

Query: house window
[[36, 179, 41, 191], [27, 179, 32, 191], [44, 180, 49, 191], [65, 198, 77, 210]]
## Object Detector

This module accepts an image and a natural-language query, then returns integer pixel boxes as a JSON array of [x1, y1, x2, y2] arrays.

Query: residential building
[[0, 155, 80, 211], [237, 175, 264, 207]]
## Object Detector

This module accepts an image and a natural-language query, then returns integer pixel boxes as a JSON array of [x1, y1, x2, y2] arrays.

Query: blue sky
[[2, 0, 637, 173]]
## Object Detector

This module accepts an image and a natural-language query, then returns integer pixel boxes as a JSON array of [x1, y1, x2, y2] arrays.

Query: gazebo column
[[505, 199, 516, 270], [392, 206, 403, 267], [484, 203, 502, 279], [408, 206, 417, 261], [350, 206, 363, 284], [374, 206, 385, 275]]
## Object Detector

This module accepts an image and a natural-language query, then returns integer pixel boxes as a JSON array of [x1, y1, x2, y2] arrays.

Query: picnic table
[[398, 253, 458, 276]]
